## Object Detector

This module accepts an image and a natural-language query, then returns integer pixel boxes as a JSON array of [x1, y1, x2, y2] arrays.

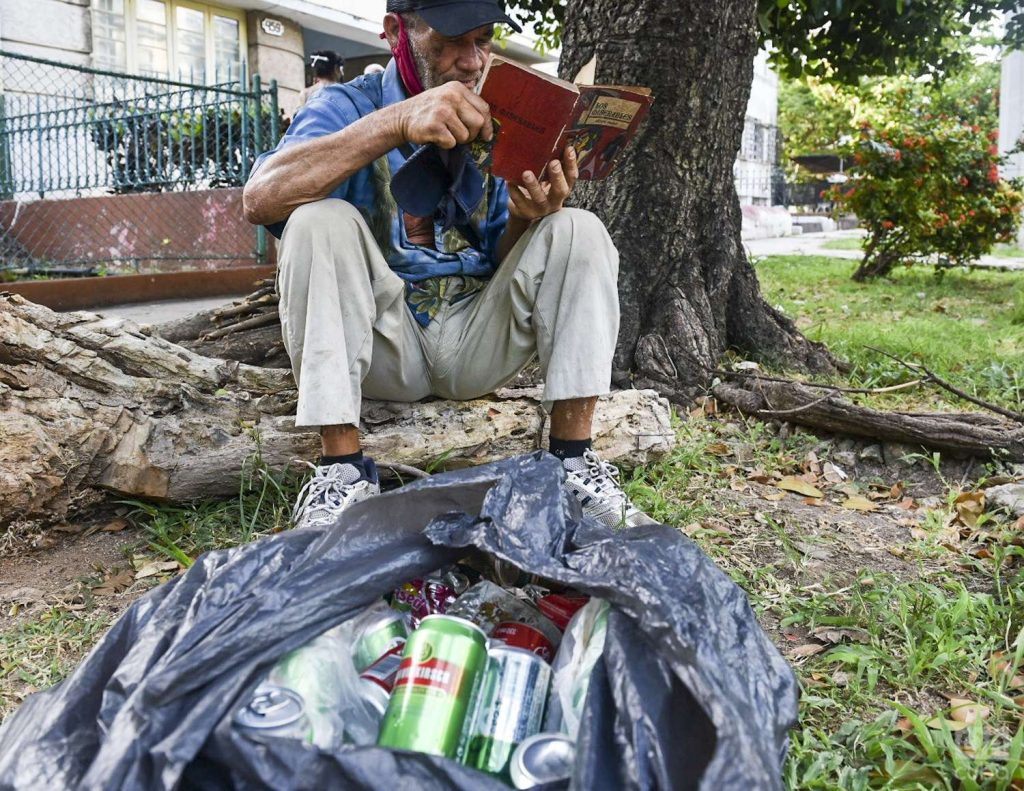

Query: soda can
[[509, 732, 576, 789], [462, 645, 552, 778], [377, 614, 488, 757], [492, 621, 555, 663], [354, 609, 410, 672], [359, 643, 404, 716], [234, 684, 313, 744]]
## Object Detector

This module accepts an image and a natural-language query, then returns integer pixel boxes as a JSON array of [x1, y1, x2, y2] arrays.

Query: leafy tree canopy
[[506, 0, 1022, 83], [779, 54, 1001, 169], [761, 0, 1022, 83]]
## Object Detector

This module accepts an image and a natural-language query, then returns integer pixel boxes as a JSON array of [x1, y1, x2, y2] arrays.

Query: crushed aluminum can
[[234, 684, 313, 744], [509, 732, 576, 789]]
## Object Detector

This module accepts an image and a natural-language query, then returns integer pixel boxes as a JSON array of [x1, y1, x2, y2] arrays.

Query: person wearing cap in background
[[298, 50, 345, 107], [243, 0, 656, 531]]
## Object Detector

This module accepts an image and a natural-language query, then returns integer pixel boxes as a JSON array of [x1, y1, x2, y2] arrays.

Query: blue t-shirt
[[250, 60, 510, 326]]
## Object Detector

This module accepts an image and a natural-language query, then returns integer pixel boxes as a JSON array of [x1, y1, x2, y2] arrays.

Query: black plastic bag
[[0, 452, 798, 790]]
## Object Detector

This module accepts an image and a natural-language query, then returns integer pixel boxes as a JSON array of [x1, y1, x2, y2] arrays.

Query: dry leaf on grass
[[809, 626, 870, 645], [946, 697, 990, 725], [988, 653, 1024, 689], [92, 569, 134, 596], [794, 541, 832, 561], [954, 491, 986, 528], [706, 442, 731, 456], [762, 491, 786, 502], [787, 643, 827, 659], [842, 495, 879, 512], [134, 560, 181, 580], [102, 518, 130, 532], [777, 476, 824, 498]]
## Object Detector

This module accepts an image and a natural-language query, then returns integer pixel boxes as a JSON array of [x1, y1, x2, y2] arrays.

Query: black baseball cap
[[386, 0, 522, 37]]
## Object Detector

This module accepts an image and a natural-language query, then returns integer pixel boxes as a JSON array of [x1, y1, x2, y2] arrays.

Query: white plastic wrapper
[[267, 614, 382, 748], [544, 598, 610, 740]]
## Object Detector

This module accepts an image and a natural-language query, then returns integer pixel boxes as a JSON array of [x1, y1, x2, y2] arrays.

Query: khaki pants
[[277, 199, 620, 428]]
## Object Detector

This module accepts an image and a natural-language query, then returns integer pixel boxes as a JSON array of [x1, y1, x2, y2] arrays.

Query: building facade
[[0, 0, 552, 116], [999, 48, 1024, 244], [735, 50, 781, 207]]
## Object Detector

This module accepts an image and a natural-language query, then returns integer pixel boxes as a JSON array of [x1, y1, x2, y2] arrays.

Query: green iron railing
[[0, 50, 283, 275]]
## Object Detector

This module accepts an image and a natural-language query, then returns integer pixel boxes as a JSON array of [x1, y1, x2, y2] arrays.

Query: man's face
[[407, 22, 494, 90]]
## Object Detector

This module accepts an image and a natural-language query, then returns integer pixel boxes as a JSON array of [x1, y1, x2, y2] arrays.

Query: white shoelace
[[292, 462, 364, 524]]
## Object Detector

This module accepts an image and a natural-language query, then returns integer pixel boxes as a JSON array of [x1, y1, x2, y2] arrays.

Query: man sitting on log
[[243, 0, 655, 530]]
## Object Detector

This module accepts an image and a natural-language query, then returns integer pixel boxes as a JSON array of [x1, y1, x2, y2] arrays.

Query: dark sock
[[319, 451, 364, 468], [549, 437, 592, 461]]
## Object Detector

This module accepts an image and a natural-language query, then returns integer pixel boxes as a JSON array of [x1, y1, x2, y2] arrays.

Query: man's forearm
[[496, 215, 533, 263], [242, 105, 405, 226]]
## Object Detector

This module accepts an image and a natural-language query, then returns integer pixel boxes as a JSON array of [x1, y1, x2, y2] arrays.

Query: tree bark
[[0, 294, 675, 527], [559, 0, 835, 403]]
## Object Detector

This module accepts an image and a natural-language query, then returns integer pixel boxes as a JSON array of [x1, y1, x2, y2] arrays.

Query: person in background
[[363, 63, 386, 75], [298, 51, 344, 107]]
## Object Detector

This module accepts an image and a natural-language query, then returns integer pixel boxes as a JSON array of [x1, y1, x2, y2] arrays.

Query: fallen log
[[0, 293, 676, 526], [713, 378, 1024, 461]]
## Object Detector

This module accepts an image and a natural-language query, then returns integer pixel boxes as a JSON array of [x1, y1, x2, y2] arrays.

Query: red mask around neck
[[380, 17, 425, 96]]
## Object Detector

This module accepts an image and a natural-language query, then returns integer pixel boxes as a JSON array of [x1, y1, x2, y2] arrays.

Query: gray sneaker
[[562, 449, 657, 529], [292, 459, 380, 529]]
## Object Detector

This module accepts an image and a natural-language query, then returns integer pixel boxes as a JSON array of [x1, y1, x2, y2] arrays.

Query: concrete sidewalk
[[745, 229, 1024, 269], [87, 296, 236, 325]]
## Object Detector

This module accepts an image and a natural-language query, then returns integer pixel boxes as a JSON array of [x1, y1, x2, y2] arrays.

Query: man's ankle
[[549, 437, 592, 461]]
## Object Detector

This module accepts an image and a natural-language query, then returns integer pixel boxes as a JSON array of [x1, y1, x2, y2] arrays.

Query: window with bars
[[91, 0, 246, 85]]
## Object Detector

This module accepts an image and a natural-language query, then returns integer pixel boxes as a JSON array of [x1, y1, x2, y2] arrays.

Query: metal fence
[[0, 50, 282, 278]]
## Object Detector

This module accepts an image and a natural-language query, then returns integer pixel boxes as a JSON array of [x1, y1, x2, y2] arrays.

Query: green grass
[[821, 238, 1024, 259], [0, 608, 114, 699], [822, 236, 866, 251], [121, 451, 303, 565], [625, 417, 1024, 790], [991, 245, 1024, 260], [755, 255, 1024, 413]]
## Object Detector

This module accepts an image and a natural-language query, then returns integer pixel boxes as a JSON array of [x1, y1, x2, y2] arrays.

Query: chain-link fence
[[0, 50, 282, 279]]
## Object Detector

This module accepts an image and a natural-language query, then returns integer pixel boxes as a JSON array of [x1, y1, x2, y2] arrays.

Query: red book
[[473, 54, 653, 184]]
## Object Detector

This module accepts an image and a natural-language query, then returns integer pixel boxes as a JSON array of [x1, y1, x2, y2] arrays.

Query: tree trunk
[[559, 0, 835, 403], [0, 294, 675, 527]]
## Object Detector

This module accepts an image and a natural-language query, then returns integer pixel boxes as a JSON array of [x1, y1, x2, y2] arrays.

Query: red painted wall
[[0, 187, 274, 273]]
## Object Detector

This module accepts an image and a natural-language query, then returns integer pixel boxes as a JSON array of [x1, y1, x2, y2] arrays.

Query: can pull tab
[[250, 688, 293, 717]]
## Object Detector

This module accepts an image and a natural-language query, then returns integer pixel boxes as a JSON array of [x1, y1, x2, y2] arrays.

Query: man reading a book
[[243, 0, 655, 530]]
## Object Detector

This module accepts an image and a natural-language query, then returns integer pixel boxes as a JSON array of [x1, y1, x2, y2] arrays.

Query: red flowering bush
[[828, 119, 1023, 280]]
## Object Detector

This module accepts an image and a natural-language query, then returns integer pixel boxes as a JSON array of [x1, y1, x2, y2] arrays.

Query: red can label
[[537, 594, 589, 631], [394, 655, 464, 696], [359, 644, 404, 693], [492, 622, 555, 663]]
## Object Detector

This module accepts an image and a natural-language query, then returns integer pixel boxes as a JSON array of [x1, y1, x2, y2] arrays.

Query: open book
[[472, 55, 653, 183]]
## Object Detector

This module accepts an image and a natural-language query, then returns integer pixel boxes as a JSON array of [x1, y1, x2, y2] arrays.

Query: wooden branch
[[713, 378, 1024, 461], [865, 346, 1024, 424], [716, 368, 924, 396], [200, 311, 279, 341], [0, 294, 676, 525]]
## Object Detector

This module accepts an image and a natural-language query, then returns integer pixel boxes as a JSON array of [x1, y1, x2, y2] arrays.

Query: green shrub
[[827, 119, 1023, 280]]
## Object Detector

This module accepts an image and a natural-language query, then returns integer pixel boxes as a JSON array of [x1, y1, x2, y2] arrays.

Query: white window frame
[[92, 0, 247, 85]]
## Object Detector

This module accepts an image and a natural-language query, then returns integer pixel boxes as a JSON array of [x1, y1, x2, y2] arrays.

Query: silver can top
[[509, 732, 576, 789], [234, 685, 305, 730]]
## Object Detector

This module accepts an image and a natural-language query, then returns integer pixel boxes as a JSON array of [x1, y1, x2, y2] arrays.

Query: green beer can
[[377, 614, 488, 757], [462, 645, 552, 779]]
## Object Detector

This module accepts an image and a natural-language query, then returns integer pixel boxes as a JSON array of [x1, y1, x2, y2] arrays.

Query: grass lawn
[[754, 254, 1024, 414], [822, 237, 1024, 260], [822, 237, 866, 251], [2, 253, 1022, 788]]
